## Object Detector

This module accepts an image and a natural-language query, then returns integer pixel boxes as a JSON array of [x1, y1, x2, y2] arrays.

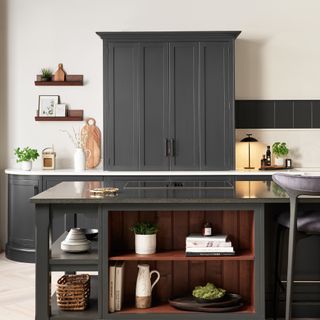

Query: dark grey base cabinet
[[6, 175, 42, 263], [6, 175, 103, 263], [98, 32, 240, 171]]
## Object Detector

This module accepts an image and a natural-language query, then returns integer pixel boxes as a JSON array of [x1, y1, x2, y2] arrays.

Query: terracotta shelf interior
[[35, 74, 83, 86], [35, 110, 83, 121], [108, 210, 255, 313]]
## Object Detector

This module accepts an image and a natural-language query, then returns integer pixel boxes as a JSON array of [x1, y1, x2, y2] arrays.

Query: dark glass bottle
[[266, 146, 271, 166], [261, 155, 266, 167], [202, 222, 213, 236]]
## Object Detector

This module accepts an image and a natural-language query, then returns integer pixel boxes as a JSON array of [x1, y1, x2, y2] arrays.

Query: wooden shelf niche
[[35, 74, 83, 86], [108, 210, 255, 314]]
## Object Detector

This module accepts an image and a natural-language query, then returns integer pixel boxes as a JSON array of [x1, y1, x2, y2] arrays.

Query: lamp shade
[[240, 134, 258, 143]]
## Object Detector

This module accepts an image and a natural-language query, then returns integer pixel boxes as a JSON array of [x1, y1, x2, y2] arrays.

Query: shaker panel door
[[169, 42, 200, 170], [199, 42, 234, 170], [105, 42, 139, 170], [139, 43, 170, 170]]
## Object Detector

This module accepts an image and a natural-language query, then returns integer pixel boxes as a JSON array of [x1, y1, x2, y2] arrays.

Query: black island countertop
[[30, 178, 308, 204]]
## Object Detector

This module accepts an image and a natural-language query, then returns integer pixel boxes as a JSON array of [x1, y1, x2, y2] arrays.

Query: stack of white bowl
[[61, 228, 91, 253]]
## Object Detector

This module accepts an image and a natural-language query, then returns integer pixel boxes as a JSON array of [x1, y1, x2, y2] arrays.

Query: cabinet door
[[169, 42, 200, 170], [6, 175, 42, 262], [139, 43, 170, 170], [104, 42, 139, 170], [199, 42, 234, 170]]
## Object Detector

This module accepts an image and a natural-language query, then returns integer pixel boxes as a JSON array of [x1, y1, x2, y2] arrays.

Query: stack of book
[[185, 234, 235, 256], [109, 262, 125, 312]]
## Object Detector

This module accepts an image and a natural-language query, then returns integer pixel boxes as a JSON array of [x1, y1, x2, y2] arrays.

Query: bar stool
[[272, 173, 320, 320]]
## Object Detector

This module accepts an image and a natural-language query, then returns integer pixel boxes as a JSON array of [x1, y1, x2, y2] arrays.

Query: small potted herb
[[14, 147, 40, 171], [40, 68, 53, 81], [131, 222, 158, 254], [272, 142, 289, 166]]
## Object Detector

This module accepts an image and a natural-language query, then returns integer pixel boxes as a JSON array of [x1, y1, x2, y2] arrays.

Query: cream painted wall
[[2, 0, 320, 249]]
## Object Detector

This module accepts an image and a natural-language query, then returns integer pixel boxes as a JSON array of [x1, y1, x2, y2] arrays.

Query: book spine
[[186, 241, 232, 248], [186, 252, 235, 256], [115, 263, 124, 311], [186, 247, 234, 253], [109, 265, 116, 313]]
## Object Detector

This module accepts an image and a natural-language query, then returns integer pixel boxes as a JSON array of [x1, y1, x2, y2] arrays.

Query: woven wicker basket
[[56, 274, 90, 311]]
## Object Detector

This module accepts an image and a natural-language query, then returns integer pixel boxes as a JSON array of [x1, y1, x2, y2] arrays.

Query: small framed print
[[38, 95, 59, 117], [55, 103, 67, 117]]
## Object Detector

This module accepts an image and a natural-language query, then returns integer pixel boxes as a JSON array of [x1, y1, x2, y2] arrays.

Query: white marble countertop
[[4, 168, 312, 176]]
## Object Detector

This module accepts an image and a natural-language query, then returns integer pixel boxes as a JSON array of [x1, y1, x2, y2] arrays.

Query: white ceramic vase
[[135, 234, 156, 254], [274, 157, 285, 166], [21, 161, 32, 171], [74, 148, 86, 171], [135, 264, 160, 308], [61, 228, 91, 253]]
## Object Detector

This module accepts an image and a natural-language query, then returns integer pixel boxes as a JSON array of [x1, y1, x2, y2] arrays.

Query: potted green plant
[[40, 68, 53, 81], [272, 142, 289, 166], [14, 147, 40, 171], [131, 222, 158, 254]]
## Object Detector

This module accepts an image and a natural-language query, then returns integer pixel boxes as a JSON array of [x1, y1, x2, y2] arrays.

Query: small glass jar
[[202, 222, 213, 237]]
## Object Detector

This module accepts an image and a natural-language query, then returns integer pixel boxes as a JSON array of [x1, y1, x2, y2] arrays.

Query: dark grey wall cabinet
[[6, 175, 42, 263], [98, 32, 241, 170]]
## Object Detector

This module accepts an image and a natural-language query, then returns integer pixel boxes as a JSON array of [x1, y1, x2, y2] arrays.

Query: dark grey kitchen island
[[30, 179, 317, 320]]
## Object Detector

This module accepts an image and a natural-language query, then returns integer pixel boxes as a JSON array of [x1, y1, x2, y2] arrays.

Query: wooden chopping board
[[81, 118, 101, 169]]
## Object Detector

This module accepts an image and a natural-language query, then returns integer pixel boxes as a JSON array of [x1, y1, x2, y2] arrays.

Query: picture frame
[[38, 95, 59, 117], [55, 103, 67, 117]]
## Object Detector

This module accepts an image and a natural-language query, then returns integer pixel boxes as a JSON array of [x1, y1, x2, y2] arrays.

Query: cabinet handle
[[165, 138, 170, 157], [34, 185, 39, 195], [170, 139, 175, 157]]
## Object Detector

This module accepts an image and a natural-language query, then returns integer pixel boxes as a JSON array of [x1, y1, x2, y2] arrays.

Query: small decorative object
[[201, 221, 213, 236], [266, 146, 271, 166], [260, 155, 267, 167], [56, 274, 90, 311], [40, 68, 52, 81], [54, 63, 66, 81], [61, 127, 89, 171], [192, 283, 226, 303], [42, 147, 56, 170], [285, 158, 292, 168], [89, 187, 119, 196], [131, 222, 158, 254], [80, 228, 98, 240], [272, 142, 289, 166], [55, 103, 67, 117], [61, 228, 91, 253], [81, 118, 101, 168], [14, 147, 39, 171], [38, 95, 59, 117], [240, 133, 258, 169], [135, 264, 160, 309]]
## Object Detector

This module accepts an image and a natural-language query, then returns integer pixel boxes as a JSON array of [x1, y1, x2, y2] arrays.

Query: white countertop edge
[[4, 168, 306, 176]]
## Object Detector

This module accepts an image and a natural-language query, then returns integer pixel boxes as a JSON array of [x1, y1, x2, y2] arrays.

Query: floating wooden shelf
[[35, 74, 83, 86], [109, 249, 254, 261], [35, 110, 83, 121]]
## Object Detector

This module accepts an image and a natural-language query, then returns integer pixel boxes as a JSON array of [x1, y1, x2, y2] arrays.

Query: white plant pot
[[135, 234, 156, 254], [274, 157, 285, 166], [21, 161, 32, 171], [74, 148, 86, 171]]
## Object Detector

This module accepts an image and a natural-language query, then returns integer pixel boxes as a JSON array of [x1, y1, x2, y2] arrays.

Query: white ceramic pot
[[274, 157, 285, 166], [135, 234, 156, 254], [74, 148, 86, 171], [21, 161, 32, 171], [61, 228, 91, 253]]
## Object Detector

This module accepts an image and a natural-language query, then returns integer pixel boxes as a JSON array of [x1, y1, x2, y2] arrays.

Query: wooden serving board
[[259, 165, 291, 170], [81, 118, 101, 169]]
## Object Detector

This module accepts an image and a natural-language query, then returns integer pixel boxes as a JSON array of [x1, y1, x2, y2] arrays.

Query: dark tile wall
[[236, 100, 320, 129]]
